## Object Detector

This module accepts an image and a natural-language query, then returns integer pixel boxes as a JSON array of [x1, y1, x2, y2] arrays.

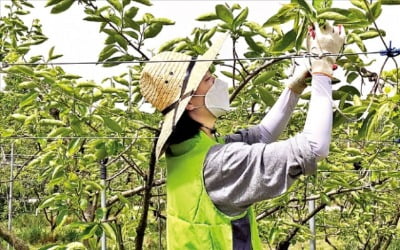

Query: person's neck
[[200, 125, 216, 137], [187, 109, 216, 138]]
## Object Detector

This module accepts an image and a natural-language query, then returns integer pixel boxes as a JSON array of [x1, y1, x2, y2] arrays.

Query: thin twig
[[230, 58, 284, 102]]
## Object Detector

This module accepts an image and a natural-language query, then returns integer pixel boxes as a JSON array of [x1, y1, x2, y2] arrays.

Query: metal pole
[[128, 70, 132, 111], [309, 199, 316, 250], [100, 159, 108, 250], [7, 143, 14, 250]]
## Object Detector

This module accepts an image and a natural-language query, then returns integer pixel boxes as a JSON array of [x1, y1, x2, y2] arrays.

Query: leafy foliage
[[0, 0, 400, 249]]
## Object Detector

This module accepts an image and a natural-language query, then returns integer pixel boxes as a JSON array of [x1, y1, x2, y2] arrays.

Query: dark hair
[[166, 110, 202, 146]]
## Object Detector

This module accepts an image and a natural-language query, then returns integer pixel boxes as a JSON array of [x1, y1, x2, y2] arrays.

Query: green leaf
[[144, 23, 162, 39], [67, 138, 82, 156], [48, 127, 72, 137], [65, 242, 86, 249], [216, 4, 234, 24], [76, 81, 98, 88], [52, 165, 65, 179], [233, 7, 248, 26], [107, 0, 123, 12], [19, 92, 38, 108], [258, 87, 275, 107], [295, 21, 307, 51], [39, 196, 56, 209], [125, 6, 139, 18], [11, 114, 28, 122], [99, 45, 119, 62], [221, 71, 242, 81], [95, 207, 106, 220], [271, 29, 296, 52], [117, 193, 131, 205], [196, 12, 219, 21], [80, 224, 99, 240], [124, 16, 140, 30], [312, 0, 333, 10], [320, 192, 331, 205], [102, 116, 123, 133], [254, 71, 275, 85], [123, 0, 131, 7], [348, 33, 366, 52], [102, 223, 117, 241], [317, 11, 350, 22], [297, 0, 314, 15], [370, 1, 382, 19], [346, 72, 359, 84], [45, 0, 63, 7], [337, 85, 361, 97], [201, 27, 217, 43], [114, 34, 128, 50], [132, 0, 152, 6], [359, 30, 381, 40], [84, 15, 104, 22], [124, 30, 139, 40], [18, 81, 37, 89], [1, 129, 14, 137], [50, 0, 74, 14], [56, 209, 68, 227], [263, 4, 298, 27], [243, 22, 269, 38], [39, 119, 65, 126], [94, 142, 107, 160], [350, 0, 367, 10], [244, 36, 263, 53], [358, 110, 375, 139], [349, 8, 367, 20], [86, 181, 103, 191], [382, 0, 400, 4], [7, 65, 34, 76], [150, 18, 175, 25], [158, 38, 186, 52]]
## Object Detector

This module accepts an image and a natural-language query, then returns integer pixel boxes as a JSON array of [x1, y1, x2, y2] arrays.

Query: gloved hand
[[307, 22, 346, 77], [286, 67, 311, 95]]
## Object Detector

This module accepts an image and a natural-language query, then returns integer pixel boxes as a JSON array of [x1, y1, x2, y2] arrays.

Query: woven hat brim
[[155, 32, 228, 159]]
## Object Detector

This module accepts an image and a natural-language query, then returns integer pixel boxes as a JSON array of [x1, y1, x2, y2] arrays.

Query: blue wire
[[379, 41, 400, 57]]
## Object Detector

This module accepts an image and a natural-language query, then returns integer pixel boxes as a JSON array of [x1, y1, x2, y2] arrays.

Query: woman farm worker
[[140, 23, 345, 249]]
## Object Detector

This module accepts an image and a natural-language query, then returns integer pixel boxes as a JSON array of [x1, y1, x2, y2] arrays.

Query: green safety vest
[[166, 131, 262, 249]]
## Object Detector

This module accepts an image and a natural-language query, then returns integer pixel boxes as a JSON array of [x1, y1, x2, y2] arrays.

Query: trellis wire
[[0, 50, 396, 68]]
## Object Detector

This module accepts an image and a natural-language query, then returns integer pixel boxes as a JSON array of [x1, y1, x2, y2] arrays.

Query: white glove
[[307, 22, 346, 77], [286, 67, 310, 95]]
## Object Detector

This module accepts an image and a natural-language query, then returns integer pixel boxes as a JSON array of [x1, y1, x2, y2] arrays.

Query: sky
[[0, 0, 399, 89]]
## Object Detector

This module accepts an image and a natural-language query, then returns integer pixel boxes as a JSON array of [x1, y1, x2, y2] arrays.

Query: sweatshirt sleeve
[[225, 88, 300, 145], [203, 134, 316, 216]]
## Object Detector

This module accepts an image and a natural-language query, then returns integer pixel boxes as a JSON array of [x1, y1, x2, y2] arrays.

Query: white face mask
[[192, 78, 230, 118]]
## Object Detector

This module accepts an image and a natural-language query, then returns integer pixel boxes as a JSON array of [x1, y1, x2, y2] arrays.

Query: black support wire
[[0, 50, 395, 68]]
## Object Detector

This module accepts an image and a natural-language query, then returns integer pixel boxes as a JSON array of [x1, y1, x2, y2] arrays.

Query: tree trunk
[[0, 225, 29, 250]]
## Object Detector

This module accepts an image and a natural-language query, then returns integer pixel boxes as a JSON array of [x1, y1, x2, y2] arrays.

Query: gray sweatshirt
[[203, 75, 332, 216]]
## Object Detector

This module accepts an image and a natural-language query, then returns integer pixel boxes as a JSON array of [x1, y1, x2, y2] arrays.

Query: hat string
[[161, 90, 194, 116], [161, 56, 197, 131]]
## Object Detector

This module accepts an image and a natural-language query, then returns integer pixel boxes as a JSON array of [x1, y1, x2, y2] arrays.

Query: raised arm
[[225, 69, 309, 144], [204, 22, 345, 216]]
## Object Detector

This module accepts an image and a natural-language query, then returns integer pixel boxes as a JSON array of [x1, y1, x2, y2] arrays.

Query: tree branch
[[106, 178, 165, 207], [229, 58, 284, 102], [135, 130, 159, 250], [0, 225, 29, 250], [85, 1, 149, 60], [277, 203, 327, 250]]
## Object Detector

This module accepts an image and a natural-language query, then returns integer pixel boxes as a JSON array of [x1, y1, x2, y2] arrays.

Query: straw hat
[[140, 32, 228, 160]]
